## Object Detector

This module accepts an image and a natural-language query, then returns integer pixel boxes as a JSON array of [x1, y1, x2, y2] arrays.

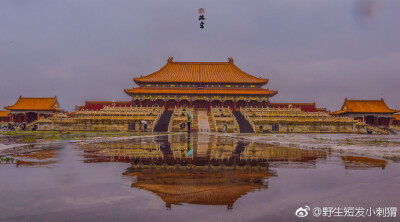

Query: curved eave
[[133, 78, 269, 85], [5, 108, 60, 111], [124, 88, 278, 96], [335, 110, 399, 115]]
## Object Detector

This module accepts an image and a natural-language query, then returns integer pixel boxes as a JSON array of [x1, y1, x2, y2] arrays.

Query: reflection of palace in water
[[124, 168, 275, 209], [80, 134, 328, 167], [78, 134, 329, 209], [341, 156, 387, 170]]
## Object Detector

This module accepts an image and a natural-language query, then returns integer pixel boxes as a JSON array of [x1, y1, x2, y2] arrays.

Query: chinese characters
[[198, 8, 205, 29]]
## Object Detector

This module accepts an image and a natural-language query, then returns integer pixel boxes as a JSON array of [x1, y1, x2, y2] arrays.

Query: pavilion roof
[[0, 110, 10, 117], [335, 99, 398, 114], [133, 57, 269, 84], [393, 114, 400, 121], [124, 87, 277, 96], [5, 97, 60, 111]]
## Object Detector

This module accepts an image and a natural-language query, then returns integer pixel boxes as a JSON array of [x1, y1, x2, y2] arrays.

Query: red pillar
[[152, 100, 155, 107], [221, 100, 224, 108], [9, 114, 12, 122], [208, 101, 211, 110], [233, 101, 237, 111], [130, 100, 134, 107], [164, 100, 167, 111], [246, 100, 249, 107], [190, 100, 193, 108], [177, 100, 180, 108], [374, 116, 378, 127], [258, 101, 261, 108], [24, 112, 27, 123], [139, 99, 142, 107]]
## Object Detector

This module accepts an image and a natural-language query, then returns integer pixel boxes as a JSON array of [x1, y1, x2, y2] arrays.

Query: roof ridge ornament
[[167, 57, 174, 64], [228, 57, 234, 64]]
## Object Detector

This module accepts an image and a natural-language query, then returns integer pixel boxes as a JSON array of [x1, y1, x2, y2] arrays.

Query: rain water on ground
[[0, 133, 399, 222]]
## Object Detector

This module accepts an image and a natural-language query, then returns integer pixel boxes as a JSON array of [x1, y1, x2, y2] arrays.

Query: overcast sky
[[1, 0, 399, 112]]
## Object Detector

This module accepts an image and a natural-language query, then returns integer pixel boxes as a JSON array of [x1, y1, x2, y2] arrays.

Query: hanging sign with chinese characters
[[198, 8, 205, 29]]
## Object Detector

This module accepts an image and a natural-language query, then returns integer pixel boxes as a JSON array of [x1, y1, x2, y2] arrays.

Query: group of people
[[179, 122, 193, 132], [178, 112, 194, 133], [0, 122, 28, 131]]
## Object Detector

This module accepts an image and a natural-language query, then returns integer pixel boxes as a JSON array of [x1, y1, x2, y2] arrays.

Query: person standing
[[187, 115, 192, 133]]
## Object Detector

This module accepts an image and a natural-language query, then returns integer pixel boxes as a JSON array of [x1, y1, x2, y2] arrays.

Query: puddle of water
[[0, 133, 399, 222]]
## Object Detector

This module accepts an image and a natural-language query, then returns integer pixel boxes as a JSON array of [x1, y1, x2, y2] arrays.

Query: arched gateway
[[124, 57, 277, 111]]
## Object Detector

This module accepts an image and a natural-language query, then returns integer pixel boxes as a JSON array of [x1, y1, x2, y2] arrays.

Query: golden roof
[[5, 96, 60, 111], [335, 99, 398, 114], [133, 57, 269, 84], [393, 114, 400, 121], [125, 87, 277, 96], [0, 110, 10, 117]]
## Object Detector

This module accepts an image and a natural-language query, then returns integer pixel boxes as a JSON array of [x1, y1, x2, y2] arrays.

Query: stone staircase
[[233, 111, 254, 133], [153, 111, 173, 132], [192, 110, 198, 132], [366, 125, 389, 135], [207, 111, 216, 132], [197, 110, 211, 132]]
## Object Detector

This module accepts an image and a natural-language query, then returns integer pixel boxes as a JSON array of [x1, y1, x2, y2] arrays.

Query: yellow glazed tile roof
[[337, 99, 398, 114], [5, 97, 60, 111], [0, 110, 10, 117], [124, 87, 277, 96], [393, 114, 400, 121], [133, 57, 269, 84]]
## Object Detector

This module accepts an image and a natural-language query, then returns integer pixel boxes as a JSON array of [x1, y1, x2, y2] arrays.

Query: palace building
[[0, 110, 10, 122], [124, 57, 277, 111], [333, 99, 398, 127], [5, 96, 60, 123]]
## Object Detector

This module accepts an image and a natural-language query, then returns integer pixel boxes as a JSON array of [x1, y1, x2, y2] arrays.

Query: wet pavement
[[0, 133, 399, 221]]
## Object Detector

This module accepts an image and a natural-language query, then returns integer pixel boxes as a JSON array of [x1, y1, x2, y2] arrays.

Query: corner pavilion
[[124, 57, 277, 111], [333, 99, 398, 127], [5, 96, 60, 123]]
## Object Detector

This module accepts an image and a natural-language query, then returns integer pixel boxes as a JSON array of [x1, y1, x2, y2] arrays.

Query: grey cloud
[[0, 0, 399, 111]]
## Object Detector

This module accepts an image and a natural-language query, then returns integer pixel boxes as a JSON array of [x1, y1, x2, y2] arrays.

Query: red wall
[[269, 103, 317, 112], [84, 101, 131, 111]]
